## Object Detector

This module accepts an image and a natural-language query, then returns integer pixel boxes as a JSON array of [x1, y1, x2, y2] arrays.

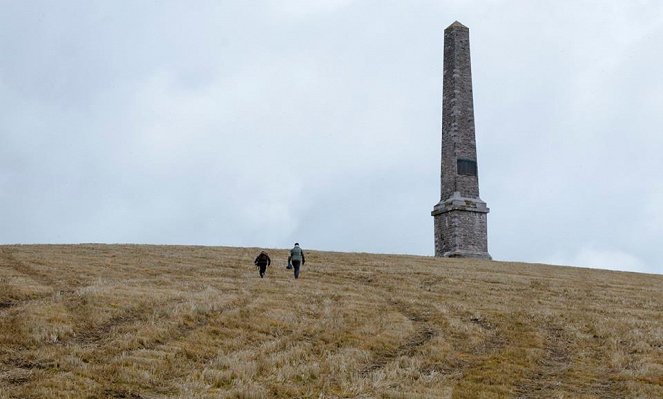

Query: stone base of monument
[[432, 193, 491, 260]]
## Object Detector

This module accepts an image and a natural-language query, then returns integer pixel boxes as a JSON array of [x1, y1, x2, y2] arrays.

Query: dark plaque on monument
[[457, 159, 477, 176]]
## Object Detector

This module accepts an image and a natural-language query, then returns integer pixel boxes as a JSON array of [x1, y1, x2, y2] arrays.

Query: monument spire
[[432, 21, 491, 259]]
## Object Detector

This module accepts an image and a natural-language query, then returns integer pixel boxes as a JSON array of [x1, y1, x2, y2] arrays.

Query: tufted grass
[[0, 244, 661, 398]]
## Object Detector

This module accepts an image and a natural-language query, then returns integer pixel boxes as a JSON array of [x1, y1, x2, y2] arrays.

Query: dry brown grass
[[0, 244, 661, 398]]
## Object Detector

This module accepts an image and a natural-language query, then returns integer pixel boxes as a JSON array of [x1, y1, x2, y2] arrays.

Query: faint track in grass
[[0, 300, 15, 309], [352, 274, 508, 380], [0, 249, 82, 317], [512, 321, 624, 398], [70, 297, 187, 345], [10, 292, 257, 398], [104, 388, 145, 399], [361, 325, 438, 376], [361, 299, 439, 376], [418, 310, 507, 381], [324, 270, 447, 377], [514, 323, 573, 398], [0, 248, 57, 288], [98, 292, 260, 397], [466, 314, 507, 357]]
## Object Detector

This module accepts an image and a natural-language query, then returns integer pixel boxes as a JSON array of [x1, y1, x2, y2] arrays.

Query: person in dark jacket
[[254, 251, 271, 278], [287, 243, 305, 279]]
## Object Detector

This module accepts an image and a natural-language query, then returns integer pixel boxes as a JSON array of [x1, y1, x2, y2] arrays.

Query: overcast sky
[[1, 1, 662, 274]]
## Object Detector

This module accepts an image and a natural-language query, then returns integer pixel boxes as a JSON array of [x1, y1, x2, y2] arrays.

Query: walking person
[[288, 243, 305, 279], [254, 251, 271, 278]]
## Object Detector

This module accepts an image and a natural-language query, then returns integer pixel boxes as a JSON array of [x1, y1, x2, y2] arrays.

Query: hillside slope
[[0, 244, 661, 398]]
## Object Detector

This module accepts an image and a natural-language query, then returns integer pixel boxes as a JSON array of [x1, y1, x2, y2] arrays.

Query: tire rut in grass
[[9, 295, 244, 382], [514, 323, 574, 398], [74, 294, 257, 399], [1, 358, 50, 389], [0, 249, 82, 313], [468, 314, 507, 357], [361, 299, 438, 376], [419, 311, 507, 380], [103, 388, 145, 399], [1, 298, 189, 392], [72, 302, 171, 345], [0, 300, 15, 309], [0, 249, 57, 288], [144, 293, 252, 353], [115, 293, 260, 395]]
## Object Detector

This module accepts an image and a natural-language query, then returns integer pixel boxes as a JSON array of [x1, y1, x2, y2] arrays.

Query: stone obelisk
[[432, 21, 491, 259]]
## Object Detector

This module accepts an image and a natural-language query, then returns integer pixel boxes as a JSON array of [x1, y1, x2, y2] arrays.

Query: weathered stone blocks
[[432, 21, 491, 259]]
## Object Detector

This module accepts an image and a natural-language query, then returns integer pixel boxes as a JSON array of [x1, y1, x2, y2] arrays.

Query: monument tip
[[446, 20, 468, 30]]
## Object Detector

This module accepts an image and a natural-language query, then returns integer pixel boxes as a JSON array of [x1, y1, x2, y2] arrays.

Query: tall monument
[[432, 21, 491, 259]]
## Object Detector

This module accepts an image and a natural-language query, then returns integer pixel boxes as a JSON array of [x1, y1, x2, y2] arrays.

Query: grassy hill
[[0, 244, 661, 398]]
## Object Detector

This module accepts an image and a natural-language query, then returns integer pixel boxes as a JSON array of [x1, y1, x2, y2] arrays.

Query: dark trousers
[[258, 264, 267, 278], [292, 260, 301, 279]]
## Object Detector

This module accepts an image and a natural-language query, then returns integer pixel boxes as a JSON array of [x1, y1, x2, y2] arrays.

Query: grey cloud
[[1, 1, 661, 274]]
